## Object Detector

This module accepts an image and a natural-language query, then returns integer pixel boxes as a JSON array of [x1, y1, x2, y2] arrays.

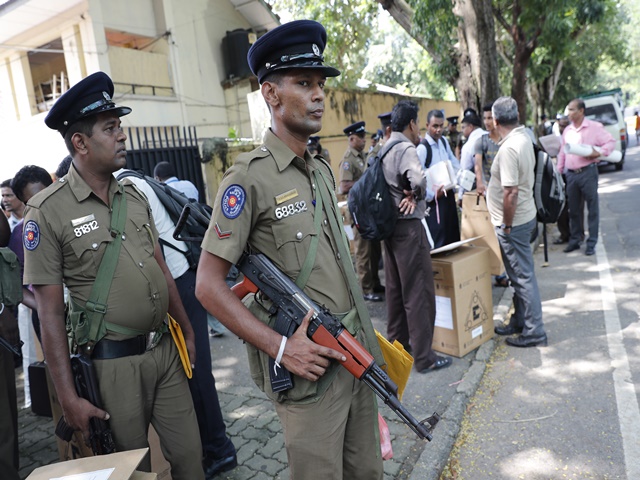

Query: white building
[[0, 0, 278, 178]]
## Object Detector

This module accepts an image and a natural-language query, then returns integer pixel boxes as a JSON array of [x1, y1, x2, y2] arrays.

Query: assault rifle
[[55, 354, 116, 455], [232, 252, 440, 441]]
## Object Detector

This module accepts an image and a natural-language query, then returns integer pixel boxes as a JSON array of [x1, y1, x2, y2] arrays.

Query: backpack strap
[[419, 138, 433, 168]]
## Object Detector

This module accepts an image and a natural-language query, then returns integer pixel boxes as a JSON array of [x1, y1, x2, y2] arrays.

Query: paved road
[[442, 142, 640, 479], [16, 274, 510, 479]]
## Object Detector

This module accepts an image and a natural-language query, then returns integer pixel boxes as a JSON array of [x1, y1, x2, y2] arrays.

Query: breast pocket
[[128, 214, 156, 257], [271, 213, 317, 276], [69, 226, 113, 277]]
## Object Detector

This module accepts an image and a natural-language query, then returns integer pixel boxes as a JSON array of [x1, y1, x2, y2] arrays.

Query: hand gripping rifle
[[232, 252, 440, 441]]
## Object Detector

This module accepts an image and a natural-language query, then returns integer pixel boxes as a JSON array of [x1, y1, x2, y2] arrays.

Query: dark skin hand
[[195, 251, 346, 382]]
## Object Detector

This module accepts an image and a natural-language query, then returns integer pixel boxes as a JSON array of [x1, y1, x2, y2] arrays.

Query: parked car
[[583, 94, 627, 171]]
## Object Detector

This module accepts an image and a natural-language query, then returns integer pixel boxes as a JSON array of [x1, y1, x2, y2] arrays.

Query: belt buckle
[[574, 167, 583, 174], [146, 331, 163, 351]]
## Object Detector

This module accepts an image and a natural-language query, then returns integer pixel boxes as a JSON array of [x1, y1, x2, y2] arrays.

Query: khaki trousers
[[275, 366, 383, 480], [353, 230, 381, 294], [94, 334, 204, 480]]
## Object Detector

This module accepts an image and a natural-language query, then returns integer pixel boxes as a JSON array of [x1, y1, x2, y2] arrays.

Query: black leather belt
[[568, 163, 595, 174], [92, 335, 149, 360]]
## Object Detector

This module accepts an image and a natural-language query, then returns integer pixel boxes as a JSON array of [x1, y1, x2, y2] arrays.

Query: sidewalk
[[16, 281, 511, 479]]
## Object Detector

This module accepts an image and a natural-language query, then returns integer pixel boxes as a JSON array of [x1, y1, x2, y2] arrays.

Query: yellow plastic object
[[375, 330, 413, 400], [168, 314, 192, 379]]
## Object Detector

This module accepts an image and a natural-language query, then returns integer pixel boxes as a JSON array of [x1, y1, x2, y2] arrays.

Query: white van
[[583, 94, 627, 170]]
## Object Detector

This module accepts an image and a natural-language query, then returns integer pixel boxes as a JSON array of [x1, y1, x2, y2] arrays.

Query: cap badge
[[312, 43, 320, 56], [103, 91, 111, 101]]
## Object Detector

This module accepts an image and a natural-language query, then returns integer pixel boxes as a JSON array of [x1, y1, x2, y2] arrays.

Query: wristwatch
[[501, 223, 512, 231]]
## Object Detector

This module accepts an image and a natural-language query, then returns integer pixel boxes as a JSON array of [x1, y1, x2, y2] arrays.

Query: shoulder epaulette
[[26, 177, 68, 208], [234, 144, 271, 169]]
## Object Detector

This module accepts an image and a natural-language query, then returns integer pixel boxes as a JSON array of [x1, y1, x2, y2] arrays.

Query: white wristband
[[274, 336, 287, 375]]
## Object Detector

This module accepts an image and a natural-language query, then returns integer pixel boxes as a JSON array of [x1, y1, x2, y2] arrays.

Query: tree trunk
[[455, 0, 500, 108], [379, 0, 500, 113]]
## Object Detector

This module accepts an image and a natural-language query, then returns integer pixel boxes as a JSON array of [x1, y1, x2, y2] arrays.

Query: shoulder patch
[[342, 162, 350, 170], [221, 184, 246, 219], [24, 220, 40, 251]]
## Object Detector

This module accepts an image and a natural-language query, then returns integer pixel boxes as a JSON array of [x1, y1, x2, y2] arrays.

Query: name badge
[[275, 189, 299, 205]]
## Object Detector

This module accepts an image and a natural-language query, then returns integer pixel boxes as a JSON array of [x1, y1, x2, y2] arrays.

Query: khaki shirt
[[202, 129, 352, 315], [486, 126, 537, 227], [338, 147, 366, 185], [23, 163, 168, 340], [201, 129, 366, 403]]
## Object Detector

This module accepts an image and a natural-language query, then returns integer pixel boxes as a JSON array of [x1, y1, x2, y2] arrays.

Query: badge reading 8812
[[23, 220, 40, 251]]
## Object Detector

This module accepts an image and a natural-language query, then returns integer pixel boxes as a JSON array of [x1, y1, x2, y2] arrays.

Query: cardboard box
[[431, 245, 494, 357], [460, 193, 504, 276], [26, 448, 157, 479]]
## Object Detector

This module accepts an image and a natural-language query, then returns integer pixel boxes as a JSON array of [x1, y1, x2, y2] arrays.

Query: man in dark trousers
[[381, 100, 452, 373]]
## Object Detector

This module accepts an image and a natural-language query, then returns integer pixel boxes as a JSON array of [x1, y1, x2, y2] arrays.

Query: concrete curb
[[408, 285, 513, 480]]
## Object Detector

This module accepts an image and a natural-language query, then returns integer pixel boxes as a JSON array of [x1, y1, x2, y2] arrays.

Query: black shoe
[[494, 323, 523, 336], [419, 356, 452, 373], [553, 237, 568, 245], [373, 284, 385, 293], [203, 455, 237, 479], [505, 334, 548, 348], [363, 293, 383, 302], [585, 246, 595, 256], [563, 244, 580, 253]]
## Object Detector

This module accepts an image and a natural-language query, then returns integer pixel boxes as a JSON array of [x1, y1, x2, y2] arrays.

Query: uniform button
[[59, 178, 65, 183], [337, 253, 341, 260], [138, 262, 144, 268], [323, 219, 328, 226], [312, 183, 316, 190], [296, 232, 303, 240], [261, 146, 267, 151], [92, 243, 98, 250], [121, 234, 126, 240]]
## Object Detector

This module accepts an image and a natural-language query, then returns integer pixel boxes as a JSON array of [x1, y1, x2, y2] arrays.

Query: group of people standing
[[0, 15, 618, 480]]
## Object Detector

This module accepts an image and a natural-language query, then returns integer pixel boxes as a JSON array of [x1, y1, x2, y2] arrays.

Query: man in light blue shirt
[[417, 110, 461, 248], [154, 161, 200, 201]]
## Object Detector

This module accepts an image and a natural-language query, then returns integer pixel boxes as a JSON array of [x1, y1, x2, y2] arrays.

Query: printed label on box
[[435, 296, 453, 330], [471, 325, 483, 339]]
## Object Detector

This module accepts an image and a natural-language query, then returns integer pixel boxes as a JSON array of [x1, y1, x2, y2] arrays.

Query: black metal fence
[[124, 126, 205, 203]]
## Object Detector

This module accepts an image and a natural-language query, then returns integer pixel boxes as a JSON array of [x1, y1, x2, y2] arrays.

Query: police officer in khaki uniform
[[339, 121, 383, 302], [446, 115, 462, 159], [23, 72, 204, 479], [195, 20, 384, 480]]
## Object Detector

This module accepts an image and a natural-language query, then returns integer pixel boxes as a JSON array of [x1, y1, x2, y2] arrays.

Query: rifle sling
[[312, 168, 385, 368], [83, 184, 132, 348]]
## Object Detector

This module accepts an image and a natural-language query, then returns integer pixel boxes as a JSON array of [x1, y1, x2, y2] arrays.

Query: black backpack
[[533, 146, 565, 224], [117, 170, 211, 270], [347, 140, 404, 241]]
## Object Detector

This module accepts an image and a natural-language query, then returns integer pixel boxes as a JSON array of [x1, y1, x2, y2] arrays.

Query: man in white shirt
[[459, 110, 486, 196], [416, 110, 461, 248]]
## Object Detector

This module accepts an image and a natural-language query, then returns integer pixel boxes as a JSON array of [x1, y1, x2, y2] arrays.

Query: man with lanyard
[[195, 20, 385, 480], [23, 72, 204, 478], [339, 120, 383, 302], [557, 98, 614, 256], [417, 109, 461, 248]]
